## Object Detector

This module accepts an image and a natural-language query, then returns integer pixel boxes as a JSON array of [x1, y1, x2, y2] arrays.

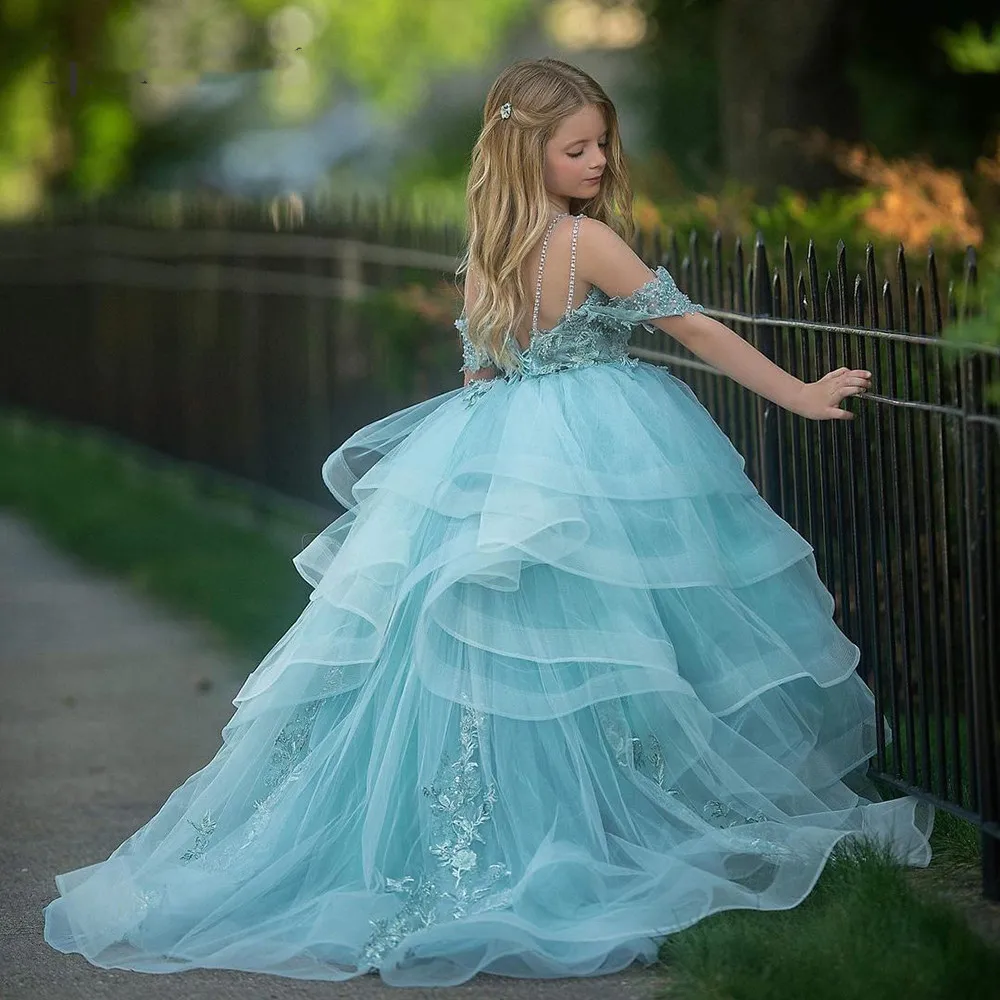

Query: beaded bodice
[[455, 213, 704, 388]]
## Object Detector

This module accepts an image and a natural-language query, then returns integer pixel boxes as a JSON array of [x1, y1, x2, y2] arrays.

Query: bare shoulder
[[576, 217, 626, 256], [576, 216, 656, 299]]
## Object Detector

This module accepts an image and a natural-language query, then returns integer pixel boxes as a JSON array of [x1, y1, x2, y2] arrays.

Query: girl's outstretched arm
[[577, 219, 871, 420]]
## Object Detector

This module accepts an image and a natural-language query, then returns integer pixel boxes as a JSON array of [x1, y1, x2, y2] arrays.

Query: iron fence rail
[[1, 199, 996, 897]]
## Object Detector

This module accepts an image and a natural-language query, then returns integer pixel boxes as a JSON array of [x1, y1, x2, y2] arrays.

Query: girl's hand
[[790, 368, 871, 420]]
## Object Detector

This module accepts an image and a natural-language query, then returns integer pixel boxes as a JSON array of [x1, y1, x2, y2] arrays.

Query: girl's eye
[[569, 141, 608, 159]]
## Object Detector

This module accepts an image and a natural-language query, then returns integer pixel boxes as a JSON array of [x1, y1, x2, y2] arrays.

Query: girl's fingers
[[843, 384, 868, 397]]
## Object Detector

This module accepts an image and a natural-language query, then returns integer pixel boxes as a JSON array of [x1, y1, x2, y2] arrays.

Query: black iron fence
[[1, 195, 997, 898]]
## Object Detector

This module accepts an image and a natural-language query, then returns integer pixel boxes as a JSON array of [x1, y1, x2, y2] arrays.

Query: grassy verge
[[2, 410, 996, 998], [656, 838, 1000, 1000], [0, 411, 328, 660]]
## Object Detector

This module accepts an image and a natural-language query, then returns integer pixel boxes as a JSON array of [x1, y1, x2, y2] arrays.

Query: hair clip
[[500, 102, 512, 120]]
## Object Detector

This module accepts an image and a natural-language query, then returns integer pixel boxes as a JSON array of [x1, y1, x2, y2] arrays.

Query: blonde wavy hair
[[456, 58, 635, 372]]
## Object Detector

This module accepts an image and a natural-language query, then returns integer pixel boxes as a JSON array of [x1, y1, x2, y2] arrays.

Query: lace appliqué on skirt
[[594, 699, 795, 862], [178, 700, 322, 869], [359, 705, 513, 970]]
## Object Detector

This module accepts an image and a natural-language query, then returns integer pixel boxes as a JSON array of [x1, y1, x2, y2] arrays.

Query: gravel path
[[0, 512, 668, 1000]]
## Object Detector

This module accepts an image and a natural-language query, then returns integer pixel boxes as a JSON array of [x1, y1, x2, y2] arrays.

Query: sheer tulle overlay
[[43, 357, 933, 986]]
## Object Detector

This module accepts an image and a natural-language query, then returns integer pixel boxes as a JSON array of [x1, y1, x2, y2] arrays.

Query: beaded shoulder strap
[[565, 214, 583, 315], [530, 213, 569, 334]]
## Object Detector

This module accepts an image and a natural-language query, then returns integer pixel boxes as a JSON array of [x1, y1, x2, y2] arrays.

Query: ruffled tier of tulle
[[42, 360, 934, 985], [237, 363, 863, 722]]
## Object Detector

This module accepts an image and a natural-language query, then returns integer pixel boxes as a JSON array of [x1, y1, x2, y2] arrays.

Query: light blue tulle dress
[[43, 215, 934, 987]]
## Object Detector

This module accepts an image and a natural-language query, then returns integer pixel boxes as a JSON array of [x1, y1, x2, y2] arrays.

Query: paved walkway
[[0, 513, 667, 1000]]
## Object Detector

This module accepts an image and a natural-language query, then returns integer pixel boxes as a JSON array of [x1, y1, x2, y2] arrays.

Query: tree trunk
[[717, 0, 861, 198]]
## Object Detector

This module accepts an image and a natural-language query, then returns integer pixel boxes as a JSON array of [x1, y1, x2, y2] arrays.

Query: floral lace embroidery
[[454, 267, 698, 396], [596, 699, 679, 795], [582, 265, 704, 332], [179, 811, 218, 863], [703, 799, 769, 828], [455, 318, 492, 372], [358, 874, 442, 969], [82, 882, 166, 949], [359, 704, 513, 970], [179, 700, 322, 867], [123, 888, 164, 945], [632, 732, 671, 790], [514, 323, 634, 378], [595, 699, 783, 855], [459, 331, 640, 409], [422, 707, 508, 900], [460, 377, 497, 407], [258, 700, 321, 795]]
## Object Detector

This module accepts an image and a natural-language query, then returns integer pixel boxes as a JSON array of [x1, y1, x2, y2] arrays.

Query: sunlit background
[[0, 0, 997, 255]]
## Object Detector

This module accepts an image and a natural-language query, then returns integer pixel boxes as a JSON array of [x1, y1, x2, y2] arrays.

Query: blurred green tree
[[0, 0, 532, 217], [639, 1, 1000, 199], [938, 22, 1000, 373]]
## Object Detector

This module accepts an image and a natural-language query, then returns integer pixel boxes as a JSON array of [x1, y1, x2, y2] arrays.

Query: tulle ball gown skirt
[[42, 360, 933, 986]]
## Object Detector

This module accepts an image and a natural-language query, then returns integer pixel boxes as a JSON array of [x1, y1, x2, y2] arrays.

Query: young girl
[[43, 57, 933, 987]]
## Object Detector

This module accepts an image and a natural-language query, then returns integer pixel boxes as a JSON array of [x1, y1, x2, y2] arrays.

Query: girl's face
[[543, 104, 608, 205]]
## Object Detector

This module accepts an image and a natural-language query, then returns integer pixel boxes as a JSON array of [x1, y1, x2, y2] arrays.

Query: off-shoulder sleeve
[[581, 266, 704, 328], [455, 317, 494, 372]]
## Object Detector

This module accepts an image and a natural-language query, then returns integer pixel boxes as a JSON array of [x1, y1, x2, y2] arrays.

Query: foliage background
[[1, 1, 998, 341]]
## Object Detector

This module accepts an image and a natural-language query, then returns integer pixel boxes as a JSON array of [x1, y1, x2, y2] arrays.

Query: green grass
[[873, 712, 985, 870], [927, 807, 985, 870], [0, 411, 325, 660], [656, 838, 1000, 1000], [3, 410, 997, 998]]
